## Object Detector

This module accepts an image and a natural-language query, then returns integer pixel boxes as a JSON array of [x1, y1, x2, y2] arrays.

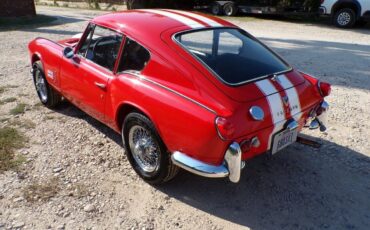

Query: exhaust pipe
[[296, 134, 322, 148]]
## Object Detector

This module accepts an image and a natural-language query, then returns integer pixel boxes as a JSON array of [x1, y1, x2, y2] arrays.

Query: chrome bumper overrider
[[171, 142, 243, 183], [309, 101, 329, 132]]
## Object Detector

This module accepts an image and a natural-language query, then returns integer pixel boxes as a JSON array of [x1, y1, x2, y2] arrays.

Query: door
[[60, 24, 123, 122]]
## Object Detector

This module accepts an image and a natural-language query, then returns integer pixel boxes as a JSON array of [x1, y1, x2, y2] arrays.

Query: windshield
[[175, 28, 291, 85]]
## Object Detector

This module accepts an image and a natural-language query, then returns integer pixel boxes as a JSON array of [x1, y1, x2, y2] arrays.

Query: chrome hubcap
[[35, 69, 48, 102], [128, 125, 160, 173], [337, 12, 351, 26]]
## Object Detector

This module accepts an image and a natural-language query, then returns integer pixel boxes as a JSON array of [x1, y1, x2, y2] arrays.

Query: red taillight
[[318, 81, 331, 97], [215, 117, 235, 140]]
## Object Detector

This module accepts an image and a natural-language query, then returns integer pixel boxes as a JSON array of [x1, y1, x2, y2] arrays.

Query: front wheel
[[32, 61, 62, 108], [333, 8, 356, 28], [122, 112, 178, 184]]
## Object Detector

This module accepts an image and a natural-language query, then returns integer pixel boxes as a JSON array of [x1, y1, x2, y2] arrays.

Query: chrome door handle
[[94, 82, 106, 90]]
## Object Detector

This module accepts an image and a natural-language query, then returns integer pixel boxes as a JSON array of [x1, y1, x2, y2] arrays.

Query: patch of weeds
[[33, 102, 43, 108], [6, 85, 18, 89], [0, 127, 27, 173], [44, 115, 56, 121], [10, 119, 36, 129], [9, 103, 27, 115], [23, 178, 59, 202], [0, 86, 5, 94], [17, 93, 29, 97], [0, 117, 10, 123], [0, 97, 17, 105]]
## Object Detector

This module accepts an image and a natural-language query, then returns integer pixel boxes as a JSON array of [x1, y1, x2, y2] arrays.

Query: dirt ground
[[0, 6, 369, 230]]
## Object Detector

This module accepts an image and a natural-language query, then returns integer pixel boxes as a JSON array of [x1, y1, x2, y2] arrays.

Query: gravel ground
[[0, 6, 369, 230]]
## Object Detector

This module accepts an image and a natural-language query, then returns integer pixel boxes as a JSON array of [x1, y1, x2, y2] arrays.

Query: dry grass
[[0, 127, 27, 173], [9, 103, 27, 115], [9, 119, 36, 129], [0, 97, 17, 105], [23, 178, 59, 202]]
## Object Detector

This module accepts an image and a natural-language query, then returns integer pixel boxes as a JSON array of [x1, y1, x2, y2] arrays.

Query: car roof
[[91, 9, 236, 38]]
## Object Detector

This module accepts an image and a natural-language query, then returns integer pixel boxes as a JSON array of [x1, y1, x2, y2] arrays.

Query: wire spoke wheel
[[128, 125, 160, 173]]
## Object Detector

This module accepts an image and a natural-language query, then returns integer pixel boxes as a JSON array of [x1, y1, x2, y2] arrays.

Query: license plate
[[271, 128, 298, 155]]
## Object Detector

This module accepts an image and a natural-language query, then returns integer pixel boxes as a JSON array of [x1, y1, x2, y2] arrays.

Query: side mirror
[[63, 47, 74, 59]]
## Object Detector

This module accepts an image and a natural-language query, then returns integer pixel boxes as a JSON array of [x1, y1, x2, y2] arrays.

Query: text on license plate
[[271, 129, 298, 155]]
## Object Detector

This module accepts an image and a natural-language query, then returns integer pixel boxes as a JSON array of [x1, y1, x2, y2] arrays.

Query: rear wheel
[[32, 61, 62, 108], [210, 2, 223, 15], [333, 8, 356, 28], [122, 112, 178, 184], [223, 2, 238, 16]]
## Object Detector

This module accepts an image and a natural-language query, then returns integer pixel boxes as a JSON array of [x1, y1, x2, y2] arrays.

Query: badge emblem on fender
[[47, 70, 55, 80]]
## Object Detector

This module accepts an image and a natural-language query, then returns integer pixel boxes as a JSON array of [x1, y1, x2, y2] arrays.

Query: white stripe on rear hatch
[[139, 9, 205, 29], [255, 79, 286, 149], [277, 75, 302, 120], [165, 9, 223, 27]]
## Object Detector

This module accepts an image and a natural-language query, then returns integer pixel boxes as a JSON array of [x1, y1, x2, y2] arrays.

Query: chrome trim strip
[[122, 71, 217, 115], [171, 142, 242, 183]]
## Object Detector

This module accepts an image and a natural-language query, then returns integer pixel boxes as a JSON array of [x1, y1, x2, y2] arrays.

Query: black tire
[[333, 8, 356, 28], [122, 112, 178, 184], [32, 61, 62, 108], [223, 2, 238, 16], [210, 2, 223, 16]]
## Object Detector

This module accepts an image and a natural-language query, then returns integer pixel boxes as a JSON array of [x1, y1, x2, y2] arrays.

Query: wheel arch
[[332, 0, 362, 19], [115, 102, 162, 137], [31, 52, 44, 68]]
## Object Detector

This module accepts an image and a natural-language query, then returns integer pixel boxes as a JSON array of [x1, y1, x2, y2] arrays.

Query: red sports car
[[28, 9, 330, 184]]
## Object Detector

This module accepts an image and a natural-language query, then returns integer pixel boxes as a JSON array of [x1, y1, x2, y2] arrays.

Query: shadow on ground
[[259, 38, 370, 91], [159, 139, 370, 229], [52, 102, 122, 146], [52, 102, 370, 230], [0, 15, 83, 31]]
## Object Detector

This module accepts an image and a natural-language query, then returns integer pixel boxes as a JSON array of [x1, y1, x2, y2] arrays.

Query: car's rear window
[[175, 28, 291, 85]]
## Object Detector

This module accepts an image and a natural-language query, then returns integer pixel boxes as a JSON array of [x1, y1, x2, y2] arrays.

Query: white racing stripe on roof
[[139, 9, 204, 29], [166, 9, 223, 27]]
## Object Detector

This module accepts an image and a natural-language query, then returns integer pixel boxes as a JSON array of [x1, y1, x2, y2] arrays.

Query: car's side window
[[78, 24, 123, 71], [118, 38, 150, 73]]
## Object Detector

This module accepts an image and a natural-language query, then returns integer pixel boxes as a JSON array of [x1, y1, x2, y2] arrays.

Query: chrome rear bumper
[[171, 142, 243, 183]]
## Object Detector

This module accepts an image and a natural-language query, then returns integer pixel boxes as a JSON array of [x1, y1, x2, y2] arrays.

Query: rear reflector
[[215, 117, 235, 140]]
